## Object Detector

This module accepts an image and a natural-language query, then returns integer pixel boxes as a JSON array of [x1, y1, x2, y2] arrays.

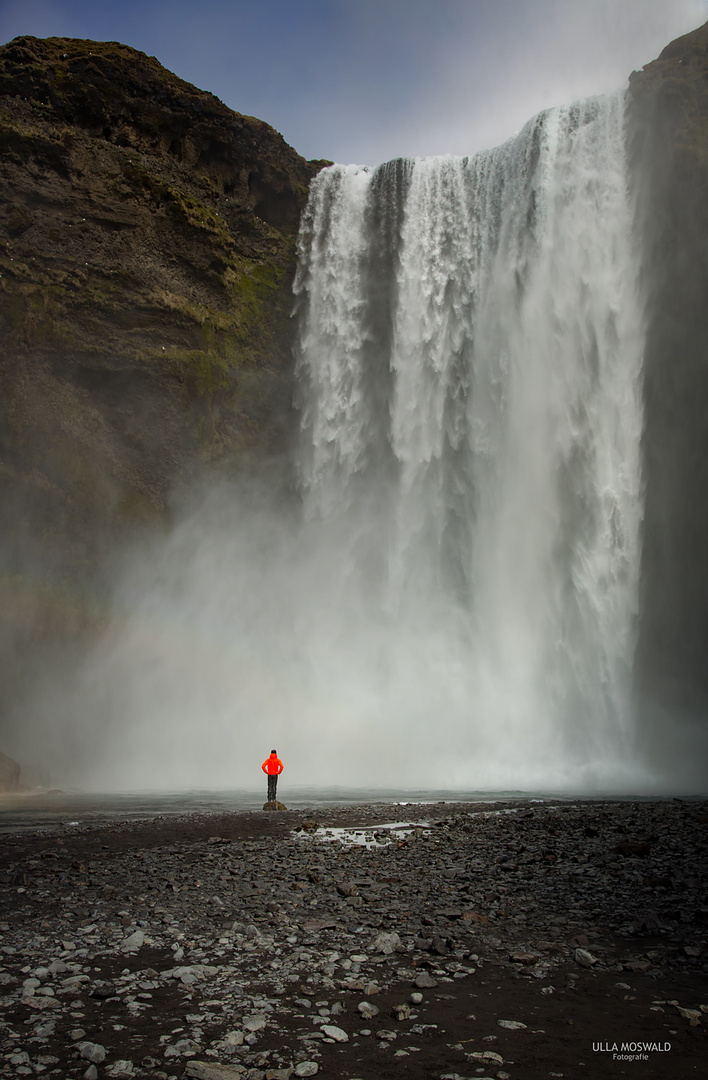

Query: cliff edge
[[0, 36, 324, 583]]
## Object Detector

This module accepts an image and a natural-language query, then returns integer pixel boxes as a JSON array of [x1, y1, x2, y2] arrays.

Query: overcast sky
[[1, 0, 706, 165]]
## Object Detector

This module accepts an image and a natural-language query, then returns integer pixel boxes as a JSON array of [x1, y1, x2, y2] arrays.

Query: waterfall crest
[[293, 93, 645, 787]]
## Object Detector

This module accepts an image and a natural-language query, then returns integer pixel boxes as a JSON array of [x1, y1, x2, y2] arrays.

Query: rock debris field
[[0, 798, 706, 1080]]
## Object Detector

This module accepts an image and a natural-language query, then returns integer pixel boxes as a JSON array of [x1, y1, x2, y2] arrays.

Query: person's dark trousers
[[268, 775, 277, 801]]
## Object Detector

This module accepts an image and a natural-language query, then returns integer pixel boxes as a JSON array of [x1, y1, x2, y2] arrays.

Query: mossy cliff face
[[628, 23, 708, 725], [0, 35, 326, 593]]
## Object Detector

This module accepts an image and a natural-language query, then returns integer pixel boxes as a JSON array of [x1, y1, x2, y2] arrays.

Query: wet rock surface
[[0, 798, 706, 1078]]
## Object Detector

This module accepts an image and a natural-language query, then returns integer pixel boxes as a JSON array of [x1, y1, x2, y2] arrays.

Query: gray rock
[[371, 931, 403, 954], [357, 1000, 379, 1019], [164, 1038, 201, 1057], [62, 974, 90, 987], [78, 1042, 107, 1064], [467, 1050, 504, 1065], [121, 930, 145, 951], [294, 1065, 319, 1078], [242, 1015, 267, 1032], [413, 973, 438, 988], [574, 948, 597, 967], [623, 959, 651, 972], [321, 1024, 348, 1042]]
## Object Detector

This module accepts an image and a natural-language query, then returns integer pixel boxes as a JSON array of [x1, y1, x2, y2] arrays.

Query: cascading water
[[293, 92, 645, 789]]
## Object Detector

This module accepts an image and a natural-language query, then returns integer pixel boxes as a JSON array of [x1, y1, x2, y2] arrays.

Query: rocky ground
[[0, 798, 706, 1080]]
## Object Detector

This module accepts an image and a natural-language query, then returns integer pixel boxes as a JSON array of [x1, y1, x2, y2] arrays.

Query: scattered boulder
[[321, 1024, 348, 1042], [371, 931, 403, 954]]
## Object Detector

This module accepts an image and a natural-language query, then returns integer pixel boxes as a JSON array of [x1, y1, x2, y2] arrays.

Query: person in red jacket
[[262, 749, 284, 802]]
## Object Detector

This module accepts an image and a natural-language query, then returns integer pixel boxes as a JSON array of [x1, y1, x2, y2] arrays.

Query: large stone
[[120, 930, 145, 951], [263, 801, 288, 811], [320, 1024, 348, 1042], [371, 931, 403, 954], [78, 1043, 106, 1064], [105, 1063, 135, 1078], [357, 1001, 379, 1019]]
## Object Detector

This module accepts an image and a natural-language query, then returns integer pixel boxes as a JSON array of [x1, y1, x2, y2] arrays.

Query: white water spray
[[13, 94, 647, 793], [293, 93, 645, 789]]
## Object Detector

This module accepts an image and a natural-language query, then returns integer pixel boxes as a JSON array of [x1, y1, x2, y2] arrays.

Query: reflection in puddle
[[295, 821, 433, 847]]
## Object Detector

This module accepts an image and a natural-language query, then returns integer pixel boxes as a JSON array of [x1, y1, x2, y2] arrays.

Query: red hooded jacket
[[262, 753, 284, 776]]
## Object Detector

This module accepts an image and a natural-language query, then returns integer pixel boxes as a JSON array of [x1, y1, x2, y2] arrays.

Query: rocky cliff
[[0, 36, 326, 702], [627, 22, 708, 735], [0, 36, 324, 577]]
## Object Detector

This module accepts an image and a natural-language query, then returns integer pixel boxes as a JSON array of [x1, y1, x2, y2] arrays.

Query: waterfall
[[18, 94, 648, 794], [293, 92, 645, 789]]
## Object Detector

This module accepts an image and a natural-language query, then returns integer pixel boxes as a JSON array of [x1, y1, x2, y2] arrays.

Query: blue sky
[[1, 0, 706, 165]]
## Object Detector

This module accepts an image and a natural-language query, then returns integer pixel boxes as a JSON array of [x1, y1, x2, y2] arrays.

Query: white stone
[[222, 1030, 244, 1046], [164, 1038, 200, 1057], [106, 1062, 135, 1078], [294, 1065, 319, 1078], [371, 931, 402, 955], [357, 1000, 379, 1018], [321, 1024, 349, 1042], [242, 1015, 267, 1032], [121, 930, 145, 951]]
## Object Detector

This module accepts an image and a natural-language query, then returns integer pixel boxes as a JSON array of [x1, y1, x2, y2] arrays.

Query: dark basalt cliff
[[0, 36, 328, 690], [0, 35, 324, 581], [628, 23, 708, 732]]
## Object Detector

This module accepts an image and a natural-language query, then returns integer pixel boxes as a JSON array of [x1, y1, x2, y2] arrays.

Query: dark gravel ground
[[0, 798, 706, 1080]]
